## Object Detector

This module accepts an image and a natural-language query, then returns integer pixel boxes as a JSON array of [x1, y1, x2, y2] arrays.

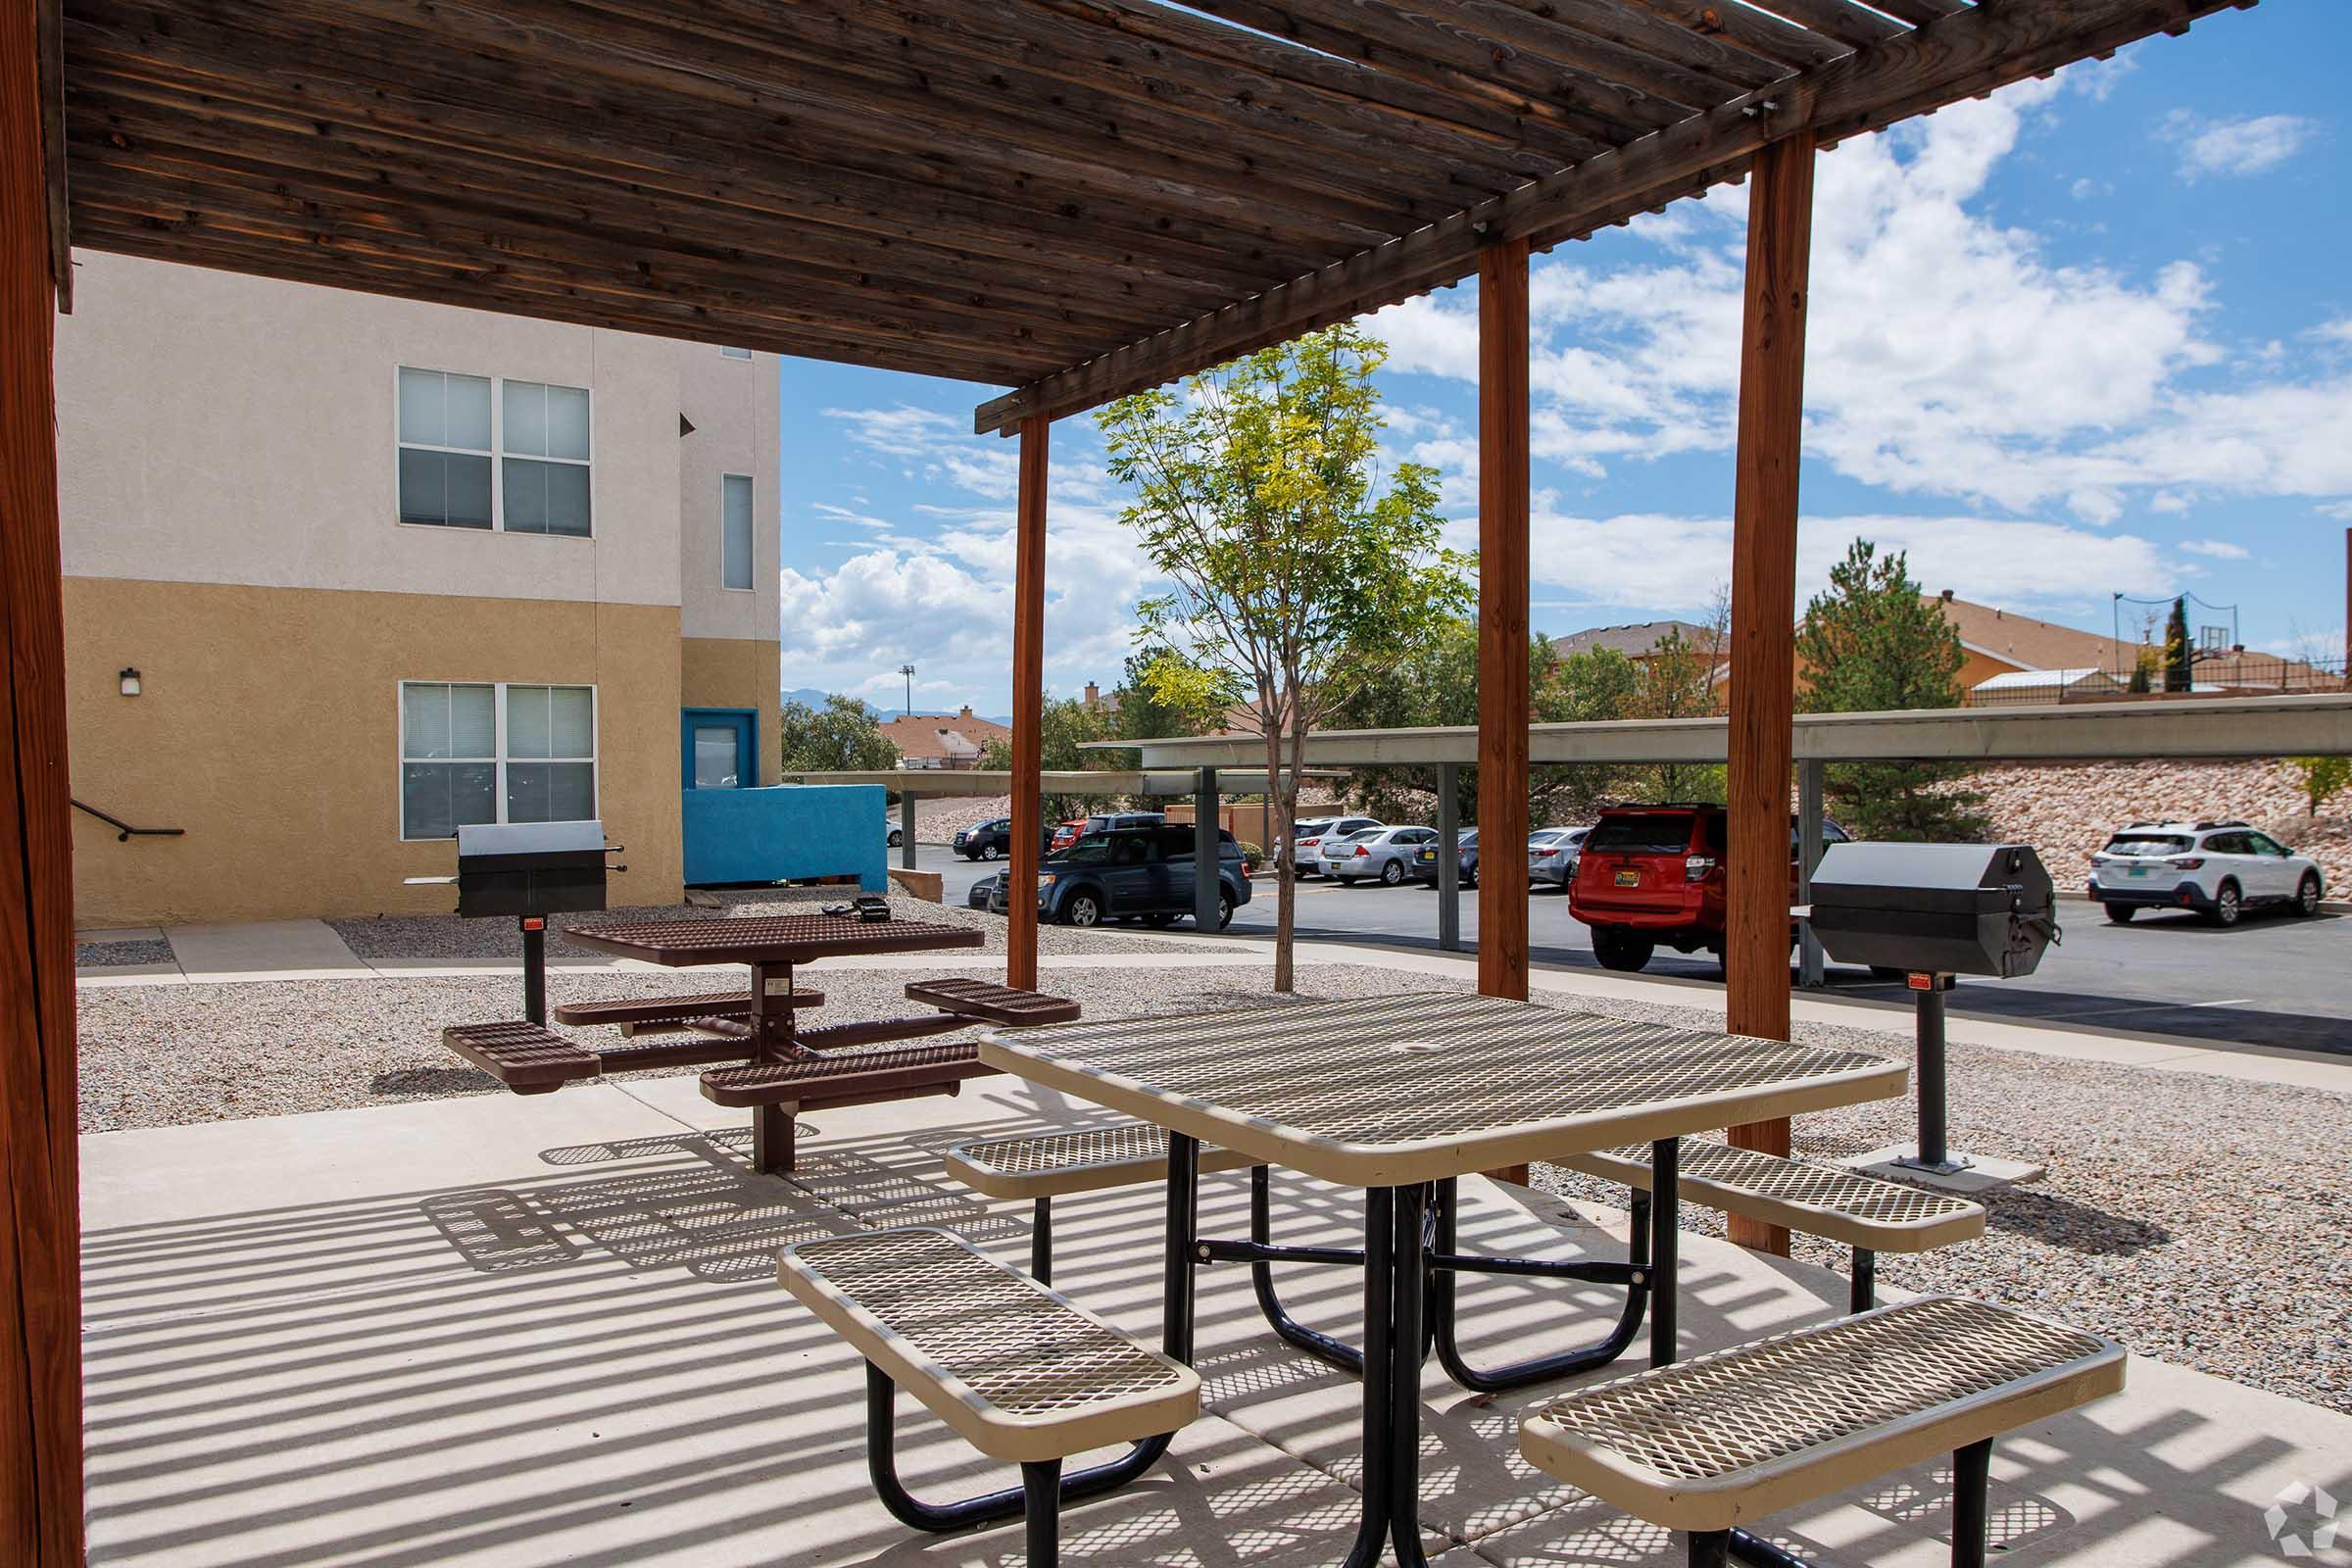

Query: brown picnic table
[[440, 912, 1080, 1175]]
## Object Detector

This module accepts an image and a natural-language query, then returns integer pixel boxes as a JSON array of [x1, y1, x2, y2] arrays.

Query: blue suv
[[997, 826, 1251, 929]]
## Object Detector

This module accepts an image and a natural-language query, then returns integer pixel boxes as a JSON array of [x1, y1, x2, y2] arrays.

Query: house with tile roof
[[878, 706, 1010, 769]]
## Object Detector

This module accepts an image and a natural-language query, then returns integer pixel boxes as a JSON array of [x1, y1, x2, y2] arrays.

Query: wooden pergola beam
[[974, 0, 2251, 433], [1007, 419, 1050, 994]]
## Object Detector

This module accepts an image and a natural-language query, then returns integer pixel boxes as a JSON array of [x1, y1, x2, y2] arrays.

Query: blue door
[[682, 709, 757, 789]]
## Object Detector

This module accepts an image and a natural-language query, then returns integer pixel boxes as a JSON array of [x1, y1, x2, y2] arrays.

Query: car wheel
[[2295, 872, 2323, 917], [980, 844, 999, 861], [2209, 881, 2241, 927], [2104, 904, 2135, 924], [888, 829, 904, 848], [1216, 889, 1237, 930], [1062, 892, 1101, 928], [1380, 859, 1405, 887], [1592, 926, 1654, 973]]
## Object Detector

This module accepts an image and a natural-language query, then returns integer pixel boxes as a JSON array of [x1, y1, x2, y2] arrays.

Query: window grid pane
[[721, 474, 754, 590]]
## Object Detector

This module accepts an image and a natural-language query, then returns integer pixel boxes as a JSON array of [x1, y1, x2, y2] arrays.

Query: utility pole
[[899, 662, 915, 716]]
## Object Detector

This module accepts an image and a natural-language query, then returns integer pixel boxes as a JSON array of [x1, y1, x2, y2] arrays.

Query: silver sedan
[[1322, 825, 1440, 886], [1528, 826, 1590, 888]]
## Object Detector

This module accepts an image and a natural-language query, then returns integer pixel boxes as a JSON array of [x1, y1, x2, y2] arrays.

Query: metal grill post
[[1796, 760, 1825, 989], [899, 791, 916, 870]]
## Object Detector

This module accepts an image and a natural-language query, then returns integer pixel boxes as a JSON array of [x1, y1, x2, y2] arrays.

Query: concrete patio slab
[[80, 1065, 2352, 1568], [163, 918, 369, 981]]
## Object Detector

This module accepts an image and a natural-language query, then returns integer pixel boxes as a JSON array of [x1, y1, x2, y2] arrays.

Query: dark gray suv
[[993, 826, 1252, 928]]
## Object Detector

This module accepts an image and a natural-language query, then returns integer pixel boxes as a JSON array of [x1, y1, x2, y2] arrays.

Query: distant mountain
[[781, 687, 1008, 726]]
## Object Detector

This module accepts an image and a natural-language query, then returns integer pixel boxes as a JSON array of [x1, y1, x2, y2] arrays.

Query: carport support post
[[1193, 766, 1219, 930], [1797, 760, 1826, 989], [0, 0, 88, 1552], [899, 790, 916, 871], [1437, 761, 1460, 953], [1007, 416, 1048, 992], [1723, 131, 1816, 1258]]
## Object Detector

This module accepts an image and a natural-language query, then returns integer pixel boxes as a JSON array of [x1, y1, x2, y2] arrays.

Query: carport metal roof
[[1086, 694, 2352, 768], [44, 0, 2245, 429]]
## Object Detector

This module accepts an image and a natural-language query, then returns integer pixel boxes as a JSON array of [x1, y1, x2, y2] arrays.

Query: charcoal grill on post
[[408, 820, 621, 1024], [1808, 843, 2059, 1177]]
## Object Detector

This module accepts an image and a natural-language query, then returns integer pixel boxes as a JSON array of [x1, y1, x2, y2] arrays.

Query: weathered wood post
[[1724, 131, 1818, 1257], [1008, 416, 1048, 991]]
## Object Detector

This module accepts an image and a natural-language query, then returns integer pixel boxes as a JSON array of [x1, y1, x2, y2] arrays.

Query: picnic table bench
[[436, 911, 1078, 1173]]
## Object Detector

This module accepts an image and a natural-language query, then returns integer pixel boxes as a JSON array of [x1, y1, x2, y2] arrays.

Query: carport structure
[[0, 0, 2256, 1554]]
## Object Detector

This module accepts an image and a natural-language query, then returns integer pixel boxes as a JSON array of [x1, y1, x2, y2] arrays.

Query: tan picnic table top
[[562, 912, 984, 967], [979, 992, 1907, 1188]]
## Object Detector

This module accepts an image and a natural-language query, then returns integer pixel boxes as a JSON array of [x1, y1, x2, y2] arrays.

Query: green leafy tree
[[978, 695, 1119, 821], [2286, 756, 2351, 816], [778, 694, 899, 774], [1627, 607, 1730, 804], [1098, 323, 1471, 989], [1114, 646, 1218, 745], [2164, 596, 2194, 693], [1796, 540, 1988, 841]]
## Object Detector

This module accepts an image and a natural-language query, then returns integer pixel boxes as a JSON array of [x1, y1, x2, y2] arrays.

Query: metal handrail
[[71, 799, 184, 843]]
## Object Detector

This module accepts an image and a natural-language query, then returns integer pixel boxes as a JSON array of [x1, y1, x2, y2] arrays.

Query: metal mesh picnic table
[[979, 991, 1906, 1187]]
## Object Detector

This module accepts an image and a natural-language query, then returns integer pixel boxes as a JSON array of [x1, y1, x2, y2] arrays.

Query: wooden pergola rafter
[[0, 0, 2253, 1558]]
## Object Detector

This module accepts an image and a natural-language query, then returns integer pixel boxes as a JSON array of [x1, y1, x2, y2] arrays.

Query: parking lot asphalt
[[909, 846, 2352, 1056]]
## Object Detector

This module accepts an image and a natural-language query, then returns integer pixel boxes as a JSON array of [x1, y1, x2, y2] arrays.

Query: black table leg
[[1649, 1136, 1680, 1368], [1428, 1176, 1651, 1391], [1384, 1183, 1434, 1568]]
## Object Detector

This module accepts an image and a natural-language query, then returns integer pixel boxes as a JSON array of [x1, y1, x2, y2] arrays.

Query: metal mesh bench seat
[[552, 990, 820, 1035], [1560, 1139, 1985, 1313], [699, 1042, 991, 1108], [945, 1121, 1260, 1283], [1519, 1297, 2124, 1563], [946, 1122, 1256, 1200], [906, 977, 1082, 1027], [781, 1227, 1197, 1565], [441, 1020, 600, 1095]]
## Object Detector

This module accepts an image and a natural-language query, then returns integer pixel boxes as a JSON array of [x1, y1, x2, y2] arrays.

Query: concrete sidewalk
[[80, 1075, 2352, 1568]]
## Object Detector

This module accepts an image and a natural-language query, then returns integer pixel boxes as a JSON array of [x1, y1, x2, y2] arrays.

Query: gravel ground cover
[[74, 960, 2349, 1412], [74, 939, 174, 968], [329, 890, 1226, 960]]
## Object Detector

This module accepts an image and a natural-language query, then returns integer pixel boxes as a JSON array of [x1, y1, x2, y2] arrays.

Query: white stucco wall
[[54, 253, 692, 609], [675, 342, 781, 642]]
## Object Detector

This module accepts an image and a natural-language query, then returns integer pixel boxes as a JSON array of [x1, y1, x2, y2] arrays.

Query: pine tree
[[2163, 596, 2193, 693], [1796, 540, 1988, 841]]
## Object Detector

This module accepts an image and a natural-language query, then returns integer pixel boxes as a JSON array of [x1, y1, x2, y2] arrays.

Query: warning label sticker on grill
[[765, 978, 792, 997]]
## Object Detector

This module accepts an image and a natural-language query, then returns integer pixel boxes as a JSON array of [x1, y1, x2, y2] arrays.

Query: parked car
[[1083, 810, 1165, 834], [885, 815, 905, 849], [1320, 824, 1438, 886], [1527, 826, 1591, 888], [1567, 804, 1850, 972], [989, 825, 1250, 928], [1049, 817, 1088, 853], [1412, 827, 1479, 888], [1287, 815, 1383, 877], [2086, 819, 2324, 925], [952, 816, 1047, 861]]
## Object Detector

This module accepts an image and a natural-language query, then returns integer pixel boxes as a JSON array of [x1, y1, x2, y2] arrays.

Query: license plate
[[2128, 866, 2149, 878], [1614, 868, 1640, 886], [1417, 849, 1434, 861]]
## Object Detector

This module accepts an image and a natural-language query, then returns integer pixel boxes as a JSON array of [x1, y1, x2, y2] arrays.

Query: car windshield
[[1060, 834, 1117, 864], [2104, 832, 2191, 856], [1338, 829, 1381, 844], [1587, 813, 1696, 855], [1459, 829, 1478, 847]]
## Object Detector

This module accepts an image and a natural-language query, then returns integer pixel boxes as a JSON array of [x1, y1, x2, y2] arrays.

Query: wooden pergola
[[0, 0, 2247, 1555]]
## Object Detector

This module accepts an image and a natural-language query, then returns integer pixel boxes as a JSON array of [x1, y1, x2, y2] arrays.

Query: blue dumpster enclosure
[[681, 784, 887, 892]]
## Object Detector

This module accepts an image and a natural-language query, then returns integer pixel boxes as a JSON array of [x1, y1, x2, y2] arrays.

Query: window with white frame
[[397, 368, 591, 536], [400, 681, 596, 840], [720, 473, 755, 590]]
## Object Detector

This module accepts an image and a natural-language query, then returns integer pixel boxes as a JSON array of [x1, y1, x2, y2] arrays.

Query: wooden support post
[[1476, 237, 1530, 1007], [1007, 416, 1048, 992], [1477, 238, 1532, 1188], [1436, 761, 1460, 954], [1723, 131, 1816, 1258], [1, 0, 88, 1556]]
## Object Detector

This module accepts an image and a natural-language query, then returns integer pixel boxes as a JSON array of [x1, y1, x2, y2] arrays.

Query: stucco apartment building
[[56, 254, 781, 928]]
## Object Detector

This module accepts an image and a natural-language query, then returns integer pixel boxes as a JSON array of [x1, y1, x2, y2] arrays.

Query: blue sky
[[774, 4, 2349, 716]]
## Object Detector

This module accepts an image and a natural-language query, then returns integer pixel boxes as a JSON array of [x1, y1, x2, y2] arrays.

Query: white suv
[[2086, 820, 2325, 926]]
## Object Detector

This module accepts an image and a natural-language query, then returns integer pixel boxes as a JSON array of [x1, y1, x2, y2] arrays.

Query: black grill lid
[[1810, 843, 2052, 916]]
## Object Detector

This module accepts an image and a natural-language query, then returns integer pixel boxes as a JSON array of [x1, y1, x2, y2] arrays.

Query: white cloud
[[1514, 512, 2173, 618], [1371, 78, 2352, 525], [2160, 111, 2318, 180], [2180, 538, 2249, 559], [2318, 500, 2352, 520], [2318, 318, 2352, 345]]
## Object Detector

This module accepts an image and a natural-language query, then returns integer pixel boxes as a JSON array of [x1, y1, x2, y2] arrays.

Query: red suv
[[1568, 804, 1848, 972]]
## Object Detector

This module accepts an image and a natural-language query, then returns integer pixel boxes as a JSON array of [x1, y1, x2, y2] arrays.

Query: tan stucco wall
[[681, 635, 784, 787], [65, 578, 685, 927], [54, 252, 685, 609]]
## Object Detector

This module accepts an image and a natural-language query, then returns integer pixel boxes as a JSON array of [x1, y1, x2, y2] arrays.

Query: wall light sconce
[[119, 667, 142, 697]]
